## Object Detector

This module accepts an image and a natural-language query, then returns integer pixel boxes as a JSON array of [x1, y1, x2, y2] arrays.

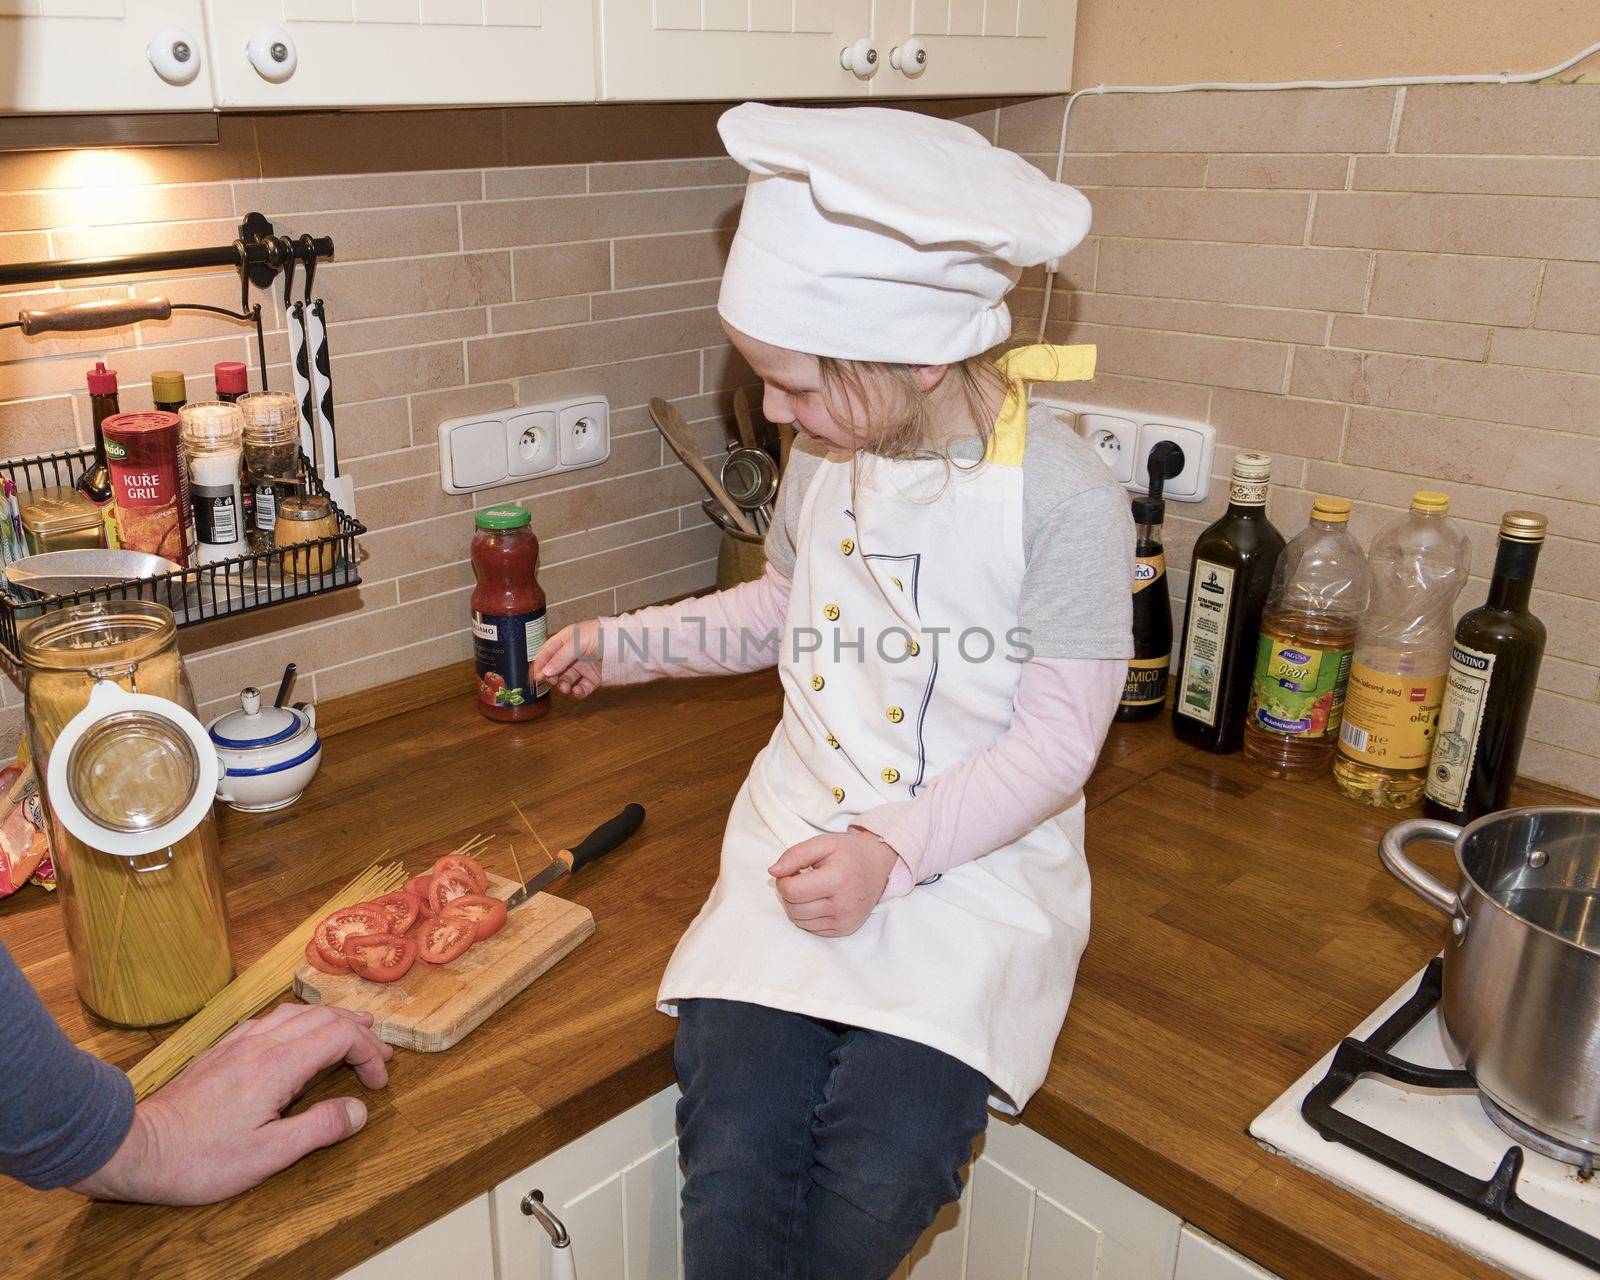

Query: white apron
[[658, 345, 1098, 1112]]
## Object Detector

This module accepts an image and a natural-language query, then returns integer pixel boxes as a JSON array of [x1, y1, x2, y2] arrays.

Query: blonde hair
[[815, 352, 1008, 463]]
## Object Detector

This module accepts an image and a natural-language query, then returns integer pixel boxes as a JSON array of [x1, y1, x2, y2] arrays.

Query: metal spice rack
[[0, 215, 366, 673]]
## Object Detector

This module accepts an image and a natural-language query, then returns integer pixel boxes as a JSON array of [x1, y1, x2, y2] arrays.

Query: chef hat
[[716, 103, 1092, 365]]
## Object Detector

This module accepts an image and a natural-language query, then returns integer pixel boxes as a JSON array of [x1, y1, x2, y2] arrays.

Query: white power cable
[[1034, 38, 1600, 340]]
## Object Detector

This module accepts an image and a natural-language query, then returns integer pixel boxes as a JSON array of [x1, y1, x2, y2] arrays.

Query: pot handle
[[214, 750, 234, 805], [1379, 818, 1462, 917]]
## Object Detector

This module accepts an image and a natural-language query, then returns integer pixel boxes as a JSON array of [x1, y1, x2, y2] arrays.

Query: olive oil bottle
[[1172, 453, 1285, 752], [1424, 511, 1548, 824], [1117, 443, 1181, 722]]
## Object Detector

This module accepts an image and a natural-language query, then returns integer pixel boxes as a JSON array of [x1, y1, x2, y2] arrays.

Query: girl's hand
[[768, 831, 898, 937], [533, 620, 604, 699]]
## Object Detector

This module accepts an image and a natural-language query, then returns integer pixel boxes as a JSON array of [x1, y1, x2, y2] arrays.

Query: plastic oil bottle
[[1242, 497, 1371, 780], [1333, 492, 1472, 807]]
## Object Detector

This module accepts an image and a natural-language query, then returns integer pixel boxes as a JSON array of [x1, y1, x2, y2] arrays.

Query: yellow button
[[823, 603, 840, 622], [881, 768, 901, 784], [840, 538, 855, 555], [825, 734, 839, 749], [832, 786, 846, 804], [886, 706, 904, 723], [907, 640, 921, 656], [891, 576, 903, 590], [811, 674, 825, 691]]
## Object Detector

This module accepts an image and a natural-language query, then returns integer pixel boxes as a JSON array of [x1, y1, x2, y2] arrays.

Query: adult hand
[[532, 619, 604, 700], [72, 1003, 392, 1206], [769, 831, 898, 937]]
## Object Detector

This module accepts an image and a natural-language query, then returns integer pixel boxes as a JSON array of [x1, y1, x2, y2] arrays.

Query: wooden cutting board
[[292, 873, 594, 1052]]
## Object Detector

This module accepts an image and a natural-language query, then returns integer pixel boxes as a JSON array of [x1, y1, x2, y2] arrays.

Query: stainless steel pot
[[1381, 805, 1600, 1165]]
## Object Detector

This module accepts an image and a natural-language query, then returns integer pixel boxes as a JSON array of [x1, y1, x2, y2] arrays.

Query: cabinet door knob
[[147, 26, 202, 86], [889, 38, 929, 77], [246, 27, 299, 83], [839, 37, 880, 80]]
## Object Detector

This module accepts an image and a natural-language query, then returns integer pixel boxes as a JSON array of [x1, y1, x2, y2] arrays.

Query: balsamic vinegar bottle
[[1172, 452, 1286, 752], [1117, 442, 1181, 721], [1424, 511, 1548, 824]]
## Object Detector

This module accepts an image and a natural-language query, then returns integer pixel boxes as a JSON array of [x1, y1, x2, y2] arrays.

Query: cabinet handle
[[246, 27, 299, 84], [520, 1190, 576, 1279], [839, 37, 880, 80], [889, 38, 929, 78], [146, 26, 202, 87]]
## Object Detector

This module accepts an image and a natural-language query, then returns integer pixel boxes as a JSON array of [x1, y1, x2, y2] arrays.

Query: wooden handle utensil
[[649, 397, 758, 536]]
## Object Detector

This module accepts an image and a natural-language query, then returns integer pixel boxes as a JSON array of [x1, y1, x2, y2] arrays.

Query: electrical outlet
[[558, 399, 609, 468], [506, 410, 557, 478], [1132, 420, 1215, 501], [437, 395, 610, 494], [1079, 413, 1137, 485]]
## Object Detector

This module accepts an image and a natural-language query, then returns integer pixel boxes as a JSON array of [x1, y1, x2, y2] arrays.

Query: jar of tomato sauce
[[470, 506, 550, 722]]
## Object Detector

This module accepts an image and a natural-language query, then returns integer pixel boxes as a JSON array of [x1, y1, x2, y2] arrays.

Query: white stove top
[[1250, 964, 1600, 1280]]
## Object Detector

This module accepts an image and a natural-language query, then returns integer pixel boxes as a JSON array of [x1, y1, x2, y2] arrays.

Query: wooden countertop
[[0, 665, 1586, 1280]]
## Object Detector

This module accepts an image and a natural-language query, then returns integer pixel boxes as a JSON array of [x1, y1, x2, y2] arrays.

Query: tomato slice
[[441, 894, 508, 942], [427, 867, 477, 917], [370, 889, 423, 935], [431, 854, 489, 895], [313, 904, 387, 969], [404, 873, 433, 901], [304, 936, 348, 975], [342, 932, 419, 984], [417, 916, 476, 965]]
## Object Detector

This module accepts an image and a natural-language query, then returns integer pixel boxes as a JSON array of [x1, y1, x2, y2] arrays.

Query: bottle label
[[1337, 661, 1446, 768], [1229, 476, 1268, 506], [1425, 643, 1495, 810], [191, 482, 240, 546], [1121, 656, 1170, 707], [1247, 636, 1354, 740], [473, 608, 549, 709], [1174, 560, 1235, 727], [1132, 552, 1164, 595]]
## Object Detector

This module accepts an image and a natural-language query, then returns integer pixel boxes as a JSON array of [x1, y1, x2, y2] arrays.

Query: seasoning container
[[151, 369, 187, 415], [104, 411, 194, 567], [470, 505, 550, 722], [213, 361, 247, 404], [209, 686, 322, 812], [20, 600, 232, 1027], [19, 486, 106, 555], [179, 402, 247, 564], [79, 362, 120, 549], [239, 391, 302, 550], [274, 493, 337, 577]]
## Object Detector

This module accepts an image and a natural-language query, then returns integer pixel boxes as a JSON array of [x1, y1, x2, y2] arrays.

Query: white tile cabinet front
[[1173, 1226, 1283, 1280], [200, 0, 597, 107], [335, 1192, 498, 1280], [0, 1, 218, 113]]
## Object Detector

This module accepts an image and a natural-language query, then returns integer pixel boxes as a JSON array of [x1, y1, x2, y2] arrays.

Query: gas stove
[[1250, 959, 1600, 1279]]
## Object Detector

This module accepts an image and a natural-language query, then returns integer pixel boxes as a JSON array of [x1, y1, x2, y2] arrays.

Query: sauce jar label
[[472, 609, 548, 709], [1247, 636, 1354, 740]]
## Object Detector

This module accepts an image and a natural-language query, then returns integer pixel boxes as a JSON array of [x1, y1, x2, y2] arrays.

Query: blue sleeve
[[0, 938, 134, 1189]]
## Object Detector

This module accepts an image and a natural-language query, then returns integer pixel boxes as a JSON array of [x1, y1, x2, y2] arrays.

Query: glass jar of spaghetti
[[471, 505, 550, 721], [20, 602, 232, 1027]]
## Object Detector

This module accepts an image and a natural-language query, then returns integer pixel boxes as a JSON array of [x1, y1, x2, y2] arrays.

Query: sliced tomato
[[370, 889, 423, 935], [404, 872, 433, 901], [313, 904, 387, 969], [427, 867, 477, 917], [441, 893, 508, 942], [304, 936, 348, 975], [431, 853, 489, 895], [342, 932, 418, 983], [417, 916, 476, 965]]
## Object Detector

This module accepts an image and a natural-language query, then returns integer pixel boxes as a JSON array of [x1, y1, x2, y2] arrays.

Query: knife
[[505, 803, 646, 911]]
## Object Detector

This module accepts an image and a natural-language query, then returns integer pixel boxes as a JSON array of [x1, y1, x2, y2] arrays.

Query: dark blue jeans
[[675, 998, 990, 1280]]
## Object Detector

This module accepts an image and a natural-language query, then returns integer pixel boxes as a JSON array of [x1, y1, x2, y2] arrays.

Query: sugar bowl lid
[[209, 687, 311, 750]]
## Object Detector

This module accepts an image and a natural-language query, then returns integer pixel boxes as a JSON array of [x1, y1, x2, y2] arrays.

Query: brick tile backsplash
[[0, 86, 1594, 796]]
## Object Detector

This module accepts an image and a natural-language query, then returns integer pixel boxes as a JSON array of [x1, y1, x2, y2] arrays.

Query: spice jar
[[238, 391, 302, 551], [179, 402, 247, 564], [274, 493, 338, 578], [104, 410, 195, 566], [19, 486, 106, 554], [20, 601, 232, 1027]]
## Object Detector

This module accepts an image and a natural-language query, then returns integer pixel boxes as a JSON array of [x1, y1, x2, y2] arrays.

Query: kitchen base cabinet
[[1173, 1227, 1283, 1280], [334, 1192, 496, 1280]]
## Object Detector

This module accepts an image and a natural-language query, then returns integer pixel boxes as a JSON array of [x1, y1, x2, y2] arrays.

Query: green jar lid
[[475, 505, 531, 530]]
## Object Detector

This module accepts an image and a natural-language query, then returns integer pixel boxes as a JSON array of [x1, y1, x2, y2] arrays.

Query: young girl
[[533, 103, 1133, 1280]]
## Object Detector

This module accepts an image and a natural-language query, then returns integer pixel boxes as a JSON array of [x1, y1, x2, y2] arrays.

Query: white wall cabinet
[[870, 0, 1076, 97], [0, 1, 216, 113], [201, 0, 596, 107], [598, 0, 876, 102]]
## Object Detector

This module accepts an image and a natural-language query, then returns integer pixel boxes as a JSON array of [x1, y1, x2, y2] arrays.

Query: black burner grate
[[1302, 958, 1600, 1270]]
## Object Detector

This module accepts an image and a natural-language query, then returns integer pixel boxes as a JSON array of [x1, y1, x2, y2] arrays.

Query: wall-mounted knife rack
[[0, 214, 365, 673]]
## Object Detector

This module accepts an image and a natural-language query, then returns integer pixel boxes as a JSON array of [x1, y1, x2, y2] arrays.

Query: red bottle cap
[[85, 361, 118, 396], [213, 361, 248, 395]]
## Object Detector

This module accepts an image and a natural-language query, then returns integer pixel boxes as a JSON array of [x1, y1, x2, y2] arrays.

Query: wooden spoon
[[732, 387, 759, 451], [649, 397, 758, 536]]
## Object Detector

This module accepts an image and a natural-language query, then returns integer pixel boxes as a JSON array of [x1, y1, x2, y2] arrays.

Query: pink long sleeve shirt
[[601, 563, 1123, 899]]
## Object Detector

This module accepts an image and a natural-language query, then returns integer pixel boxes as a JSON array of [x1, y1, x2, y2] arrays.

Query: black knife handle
[[567, 803, 645, 872]]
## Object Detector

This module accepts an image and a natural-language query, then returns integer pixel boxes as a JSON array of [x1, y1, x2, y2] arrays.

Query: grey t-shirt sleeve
[[762, 437, 827, 580], [0, 938, 135, 1189]]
